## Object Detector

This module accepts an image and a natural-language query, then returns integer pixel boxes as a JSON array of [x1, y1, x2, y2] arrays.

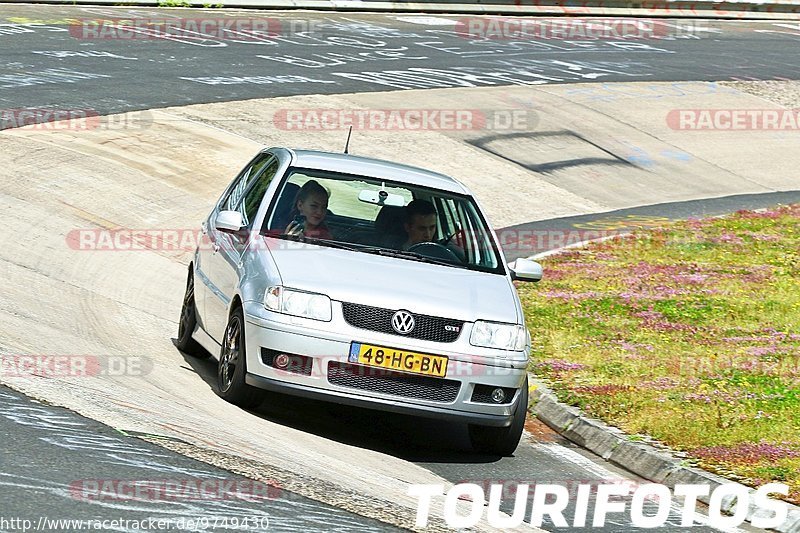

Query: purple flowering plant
[[517, 204, 800, 502]]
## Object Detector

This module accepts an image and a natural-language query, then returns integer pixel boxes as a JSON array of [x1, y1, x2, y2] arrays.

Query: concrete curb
[[5, 0, 800, 20], [528, 379, 800, 532]]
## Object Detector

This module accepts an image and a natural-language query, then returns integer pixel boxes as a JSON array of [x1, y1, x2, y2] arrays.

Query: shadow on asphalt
[[175, 343, 506, 465]]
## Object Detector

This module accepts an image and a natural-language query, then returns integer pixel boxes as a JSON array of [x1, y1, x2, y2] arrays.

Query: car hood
[[261, 238, 519, 324]]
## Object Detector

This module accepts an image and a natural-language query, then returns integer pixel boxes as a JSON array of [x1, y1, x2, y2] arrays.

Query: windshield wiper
[[358, 246, 465, 268], [274, 233, 362, 250], [273, 234, 463, 268], [305, 238, 370, 251]]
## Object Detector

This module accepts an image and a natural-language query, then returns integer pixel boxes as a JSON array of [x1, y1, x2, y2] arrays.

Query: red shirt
[[304, 224, 333, 240]]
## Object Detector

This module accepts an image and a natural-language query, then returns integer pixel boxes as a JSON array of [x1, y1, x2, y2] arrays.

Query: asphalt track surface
[[2, 6, 800, 121], [0, 385, 397, 532], [1, 5, 796, 532], [0, 379, 748, 532]]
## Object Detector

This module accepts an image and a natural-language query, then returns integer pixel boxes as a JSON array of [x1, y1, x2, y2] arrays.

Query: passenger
[[285, 180, 333, 240]]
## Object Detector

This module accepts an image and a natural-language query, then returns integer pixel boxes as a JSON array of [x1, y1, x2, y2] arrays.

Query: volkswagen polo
[[177, 147, 543, 455]]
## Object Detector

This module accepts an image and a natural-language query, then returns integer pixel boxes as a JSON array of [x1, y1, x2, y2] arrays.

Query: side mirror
[[215, 210, 245, 234], [508, 258, 543, 282]]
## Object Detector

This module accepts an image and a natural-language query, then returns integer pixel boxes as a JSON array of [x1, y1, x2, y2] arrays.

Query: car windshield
[[262, 167, 505, 274]]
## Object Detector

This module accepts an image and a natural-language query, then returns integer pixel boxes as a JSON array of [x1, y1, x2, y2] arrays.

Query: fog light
[[490, 388, 506, 403], [274, 353, 290, 369]]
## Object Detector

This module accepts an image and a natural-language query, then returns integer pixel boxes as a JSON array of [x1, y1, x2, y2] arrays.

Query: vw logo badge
[[391, 310, 415, 334]]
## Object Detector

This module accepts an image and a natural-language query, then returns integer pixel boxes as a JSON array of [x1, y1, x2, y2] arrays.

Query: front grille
[[341, 302, 463, 343], [327, 362, 460, 403]]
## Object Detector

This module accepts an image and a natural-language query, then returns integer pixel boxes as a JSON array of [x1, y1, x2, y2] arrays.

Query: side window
[[436, 197, 459, 237], [455, 201, 498, 268], [240, 158, 280, 227], [220, 154, 274, 213]]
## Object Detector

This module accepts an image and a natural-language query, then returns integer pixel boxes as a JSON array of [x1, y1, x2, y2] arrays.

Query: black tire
[[217, 306, 264, 409], [176, 268, 210, 359], [469, 378, 529, 456]]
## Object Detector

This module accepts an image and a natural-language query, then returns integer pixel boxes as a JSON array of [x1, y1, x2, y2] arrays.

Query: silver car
[[177, 147, 542, 455]]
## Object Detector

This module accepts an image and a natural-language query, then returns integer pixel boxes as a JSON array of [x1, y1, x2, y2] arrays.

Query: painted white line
[[534, 442, 747, 532], [392, 16, 459, 25]]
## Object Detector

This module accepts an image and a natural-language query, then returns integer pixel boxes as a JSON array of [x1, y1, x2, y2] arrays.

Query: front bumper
[[242, 302, 528, 427]]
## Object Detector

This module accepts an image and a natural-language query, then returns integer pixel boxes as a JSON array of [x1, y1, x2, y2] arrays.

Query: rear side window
[[241, 158, 280, 226], [220, 155, 280, 227], [221, 154, 274, 213]]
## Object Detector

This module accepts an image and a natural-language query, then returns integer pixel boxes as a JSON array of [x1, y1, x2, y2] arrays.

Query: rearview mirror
[[215, 210, 245, 234], [358, 189, 405, 207], [508, 258, 543, 282]]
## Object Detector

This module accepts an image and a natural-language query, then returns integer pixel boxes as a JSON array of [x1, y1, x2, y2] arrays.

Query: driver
[[401, 199, 467, 263], [401, 199, 438, 250]]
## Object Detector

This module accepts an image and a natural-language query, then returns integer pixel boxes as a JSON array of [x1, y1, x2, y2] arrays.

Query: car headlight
[[470, 321, 527, 351], [263, 286, 332, 322]]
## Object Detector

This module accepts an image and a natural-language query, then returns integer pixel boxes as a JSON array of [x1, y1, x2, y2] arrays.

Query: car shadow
[[174, 341, 505, 465]]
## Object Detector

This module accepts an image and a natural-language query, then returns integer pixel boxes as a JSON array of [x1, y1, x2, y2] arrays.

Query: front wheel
[[217, 306, 264, 409], [469, 378, 529, 456]]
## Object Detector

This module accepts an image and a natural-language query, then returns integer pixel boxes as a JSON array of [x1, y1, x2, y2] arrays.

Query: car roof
[[278, 148, 470, 195]]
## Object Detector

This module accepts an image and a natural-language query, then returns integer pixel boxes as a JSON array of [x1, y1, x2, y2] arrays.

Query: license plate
[[348, 342, 448, 378]]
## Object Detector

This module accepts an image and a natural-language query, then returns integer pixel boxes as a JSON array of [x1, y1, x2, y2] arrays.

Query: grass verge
[[518, 204, 800, 504]]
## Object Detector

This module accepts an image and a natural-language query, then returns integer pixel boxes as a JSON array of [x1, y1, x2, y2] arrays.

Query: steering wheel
[[408, 242, 461, 263]]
